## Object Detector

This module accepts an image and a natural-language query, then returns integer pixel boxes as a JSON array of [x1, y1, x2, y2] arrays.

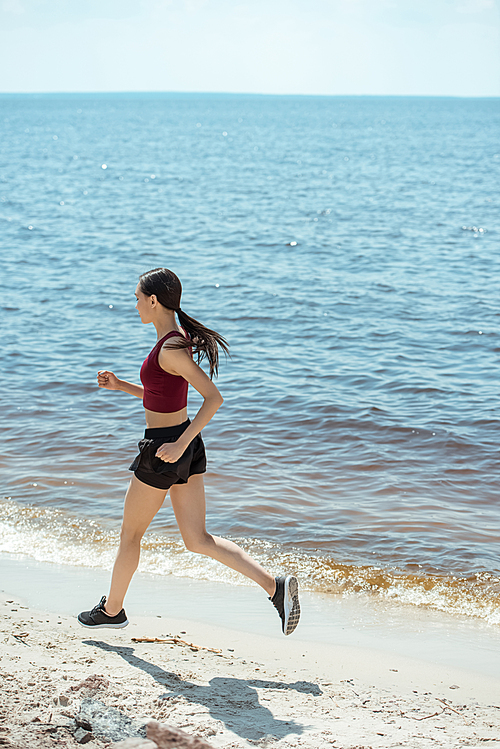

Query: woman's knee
[[119, 525, 144, 546], [183, 532, 213, 555]]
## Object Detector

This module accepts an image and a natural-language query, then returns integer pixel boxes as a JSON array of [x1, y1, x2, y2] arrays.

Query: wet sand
[[1, 557, 500, 748]]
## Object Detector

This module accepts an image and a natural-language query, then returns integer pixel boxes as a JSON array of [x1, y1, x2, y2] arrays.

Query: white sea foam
[[2, 497, 499, 626]]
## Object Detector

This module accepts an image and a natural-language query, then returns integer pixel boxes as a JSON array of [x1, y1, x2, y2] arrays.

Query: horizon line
[[0, 90, 499, 99]]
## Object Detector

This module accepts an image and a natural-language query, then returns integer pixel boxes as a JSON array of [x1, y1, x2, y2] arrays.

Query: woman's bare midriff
[[144, 406, 188, 429]]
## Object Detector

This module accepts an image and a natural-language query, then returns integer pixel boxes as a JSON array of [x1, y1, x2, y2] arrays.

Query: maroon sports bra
[[140, 331, 191, 413]]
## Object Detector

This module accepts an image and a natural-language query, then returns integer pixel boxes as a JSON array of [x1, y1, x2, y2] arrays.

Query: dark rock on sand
[[76, 698, 146, 743], [74, 727, 94, 744]]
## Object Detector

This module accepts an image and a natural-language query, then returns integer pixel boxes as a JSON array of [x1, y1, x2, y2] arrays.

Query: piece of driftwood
[[412, 708, 445, 721], [435, 697, 470, 724], [131, 636, 222, 654], [408, 699, 469, 724]]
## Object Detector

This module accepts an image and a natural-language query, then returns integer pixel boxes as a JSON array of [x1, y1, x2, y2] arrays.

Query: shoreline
[[1, 555, 500, 748], [2, 552, 500, 679], [3, 493, 500, 630]]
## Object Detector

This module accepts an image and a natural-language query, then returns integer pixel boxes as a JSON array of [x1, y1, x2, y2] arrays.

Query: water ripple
[[1, 94, 499, 622]]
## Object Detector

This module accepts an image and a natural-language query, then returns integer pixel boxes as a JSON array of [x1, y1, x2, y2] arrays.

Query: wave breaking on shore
[[1, 496, 499, 626]]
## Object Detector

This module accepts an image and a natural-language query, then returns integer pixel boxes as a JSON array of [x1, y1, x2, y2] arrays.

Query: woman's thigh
[[169, 474, 207, 542], [121, 475, 168, 538]]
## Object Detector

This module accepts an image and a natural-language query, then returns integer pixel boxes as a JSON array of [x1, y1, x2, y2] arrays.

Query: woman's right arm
[[97, 370, 144, 399]]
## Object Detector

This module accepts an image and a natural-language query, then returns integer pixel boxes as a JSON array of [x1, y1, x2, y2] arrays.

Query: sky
[[0, 0, 499, 96]]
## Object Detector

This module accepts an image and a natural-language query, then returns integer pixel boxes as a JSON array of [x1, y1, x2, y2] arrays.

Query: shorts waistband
[[144, 419, 190, 439]]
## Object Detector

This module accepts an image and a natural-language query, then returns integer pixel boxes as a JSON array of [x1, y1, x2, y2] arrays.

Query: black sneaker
[[269, 575, 300, 636], [77, 596, 129, 629]]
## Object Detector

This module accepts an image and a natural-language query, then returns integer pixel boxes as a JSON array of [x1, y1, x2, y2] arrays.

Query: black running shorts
[[129, 419, 206, 490]]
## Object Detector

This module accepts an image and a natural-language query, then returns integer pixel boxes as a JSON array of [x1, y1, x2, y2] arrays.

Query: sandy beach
[[1, 558, 500, 748]]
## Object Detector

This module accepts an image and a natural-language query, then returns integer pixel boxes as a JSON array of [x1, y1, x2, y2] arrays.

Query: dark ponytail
[[139, 268, 229, 379]]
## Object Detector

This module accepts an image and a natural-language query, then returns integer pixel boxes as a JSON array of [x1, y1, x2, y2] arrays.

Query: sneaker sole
[[77, 618, 129, 629], [283, 575, 300, 636]]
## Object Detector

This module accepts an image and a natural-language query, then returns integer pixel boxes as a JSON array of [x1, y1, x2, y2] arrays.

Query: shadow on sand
[[84, 639, 323, 742]]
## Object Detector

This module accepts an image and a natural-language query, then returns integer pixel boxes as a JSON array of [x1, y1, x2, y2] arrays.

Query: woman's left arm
[[155, 346, 223, 463]]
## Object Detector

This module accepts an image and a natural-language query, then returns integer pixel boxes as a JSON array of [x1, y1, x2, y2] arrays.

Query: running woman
[[78, 268, 300, 635]]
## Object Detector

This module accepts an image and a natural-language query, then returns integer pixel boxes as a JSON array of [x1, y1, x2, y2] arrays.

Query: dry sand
[[1, 592, 500, 749]]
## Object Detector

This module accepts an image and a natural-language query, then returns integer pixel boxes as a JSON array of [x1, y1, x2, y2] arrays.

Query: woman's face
[[135, 284, 155, 324]]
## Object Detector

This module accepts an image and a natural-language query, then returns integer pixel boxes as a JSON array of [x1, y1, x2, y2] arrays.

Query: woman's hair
[[138, 267, 229, 378]]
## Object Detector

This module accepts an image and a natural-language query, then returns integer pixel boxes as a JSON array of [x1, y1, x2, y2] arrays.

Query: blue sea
[[0, 93, 499, 624]]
